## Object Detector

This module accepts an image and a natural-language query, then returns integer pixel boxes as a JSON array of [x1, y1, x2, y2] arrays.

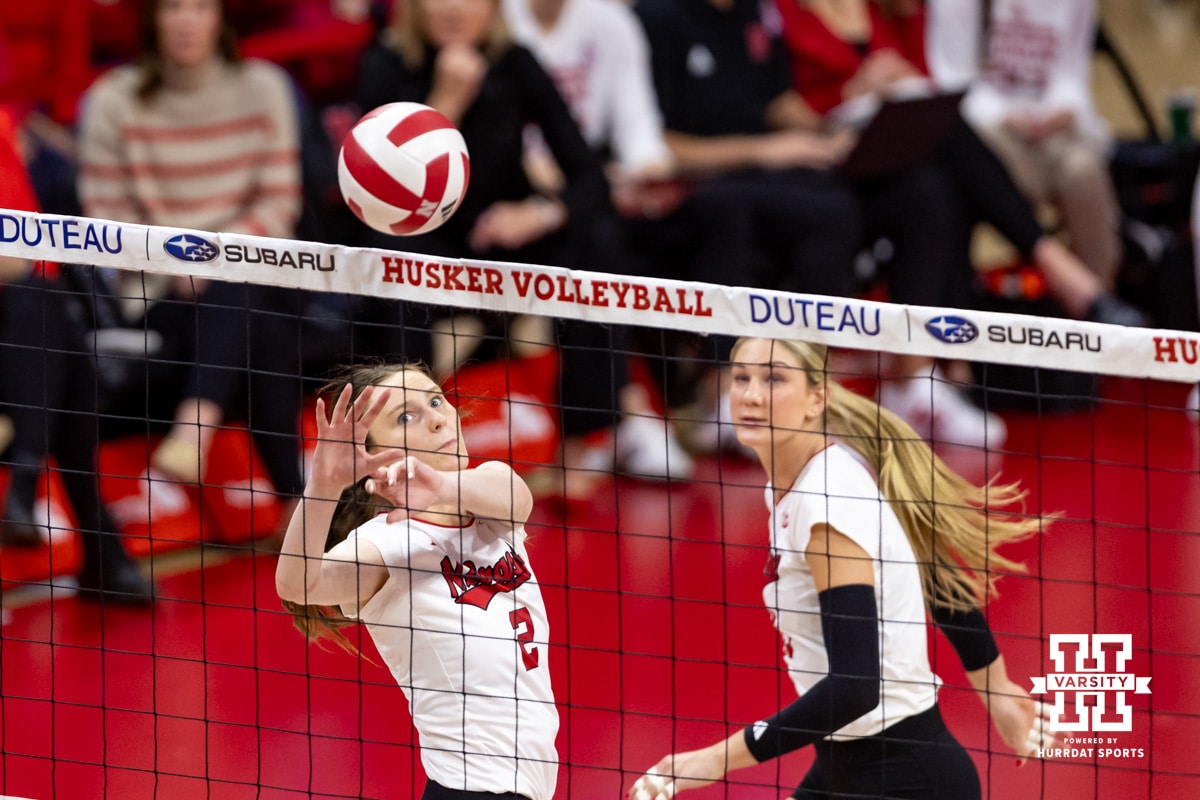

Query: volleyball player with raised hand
[[630, 338, 1059, 800], [275, 363, 558, 800]]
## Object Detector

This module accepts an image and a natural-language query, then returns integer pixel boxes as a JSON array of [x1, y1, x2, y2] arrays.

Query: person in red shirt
[[0, 2, 91, 125], [0, 112, 154, 603]]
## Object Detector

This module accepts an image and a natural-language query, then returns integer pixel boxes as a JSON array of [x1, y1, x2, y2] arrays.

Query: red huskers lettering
[[764, 553, 781, 584], [440, 550, 532, 610]]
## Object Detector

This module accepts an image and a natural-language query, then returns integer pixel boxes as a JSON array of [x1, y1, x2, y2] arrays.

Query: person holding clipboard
[[772, 0, 1147, 444]]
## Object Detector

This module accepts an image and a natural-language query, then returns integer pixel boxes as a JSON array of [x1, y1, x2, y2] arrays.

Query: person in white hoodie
[[502, 0, 672, 177], [925, 0, 1122, 286], [503, 0, 696, 481]]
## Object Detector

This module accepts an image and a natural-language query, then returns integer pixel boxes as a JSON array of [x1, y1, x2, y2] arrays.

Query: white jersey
[[502, 0, 672, 172], [342, 511, 558, 799], [925, 0, 1108, 145], [763, 443, 938, 740]]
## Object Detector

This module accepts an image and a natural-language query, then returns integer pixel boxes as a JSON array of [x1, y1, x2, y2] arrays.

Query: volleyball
[[337, 102, 471, 236]]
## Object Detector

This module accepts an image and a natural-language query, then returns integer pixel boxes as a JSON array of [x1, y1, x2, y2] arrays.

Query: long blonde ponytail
[[734, 338, 1043, 611]]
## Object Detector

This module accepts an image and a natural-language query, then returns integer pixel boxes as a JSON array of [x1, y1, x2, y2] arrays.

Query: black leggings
[[96, 278, 306, 496], [793, 705, 980, 800], [941, 119, 1046, 260], [0, 275, 132, 571], [421, 782, 530, 800]]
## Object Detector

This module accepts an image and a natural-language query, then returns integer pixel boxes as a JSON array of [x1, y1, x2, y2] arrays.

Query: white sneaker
[[879, 369, 1007, 449], [616, 415, 695, 480]]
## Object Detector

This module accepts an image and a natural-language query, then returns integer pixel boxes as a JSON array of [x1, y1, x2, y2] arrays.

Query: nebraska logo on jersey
[[440, 549, 532, 610], [764, 553, 781, 583]]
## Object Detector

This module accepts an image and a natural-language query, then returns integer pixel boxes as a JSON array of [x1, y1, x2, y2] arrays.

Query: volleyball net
[[0, 209, 1197, 798]]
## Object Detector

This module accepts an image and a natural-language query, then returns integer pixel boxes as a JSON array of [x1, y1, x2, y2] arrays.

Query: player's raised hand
[[366, 456, 448, 521], [309, 383, 404, 497]]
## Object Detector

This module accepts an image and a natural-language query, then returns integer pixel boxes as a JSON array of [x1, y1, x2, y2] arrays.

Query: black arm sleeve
[[929, 602, 1001, 672], [743, 584, 882, 763]]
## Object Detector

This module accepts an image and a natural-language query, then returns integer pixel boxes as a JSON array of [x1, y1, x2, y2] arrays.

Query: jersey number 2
[[509, 607, 540, 671]]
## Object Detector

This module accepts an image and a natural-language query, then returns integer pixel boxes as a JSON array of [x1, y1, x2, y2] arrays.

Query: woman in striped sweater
[[77, 0, 305, 500]]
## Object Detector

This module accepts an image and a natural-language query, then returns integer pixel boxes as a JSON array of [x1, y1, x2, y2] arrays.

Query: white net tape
[[1, 208, 1195, 383]]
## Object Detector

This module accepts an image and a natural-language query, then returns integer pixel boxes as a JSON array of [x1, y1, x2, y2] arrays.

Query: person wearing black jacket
[[353, 0, 626, 500]]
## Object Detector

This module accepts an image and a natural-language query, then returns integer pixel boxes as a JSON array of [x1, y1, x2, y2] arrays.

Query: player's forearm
[[274, 478, 343, 602], [713, 729, 758, 775], [449, 466, 533, 528], [966, 653, 1011, 701]]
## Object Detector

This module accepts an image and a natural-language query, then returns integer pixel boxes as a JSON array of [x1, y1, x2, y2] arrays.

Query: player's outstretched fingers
[[1020, 701, 1059, 765], [1030, 701, 1060, 752], [629, 773, 675, 800]]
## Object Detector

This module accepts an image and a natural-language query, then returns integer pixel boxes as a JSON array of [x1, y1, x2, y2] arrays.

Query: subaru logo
[[163, 234, 219, 263], [925, 315, 978, 344]]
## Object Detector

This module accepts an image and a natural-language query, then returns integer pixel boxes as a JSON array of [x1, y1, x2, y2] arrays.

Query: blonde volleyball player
[[275, 363, 558, 800], [631, 338, 1059, 800]]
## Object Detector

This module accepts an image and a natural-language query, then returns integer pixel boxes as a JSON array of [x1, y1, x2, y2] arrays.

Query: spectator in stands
[[777, 0, 1138, 324], [0, 2, 92, 217], [925, 0, 1122, 286], [631, 0, 863, 451], [0, 109, 154, 602], [354, 0, 636, 500], [228, 0, 387, 106], [502, 0, 694, 479], [773, 0, 1146, 443], [77, 0, 306, 503]]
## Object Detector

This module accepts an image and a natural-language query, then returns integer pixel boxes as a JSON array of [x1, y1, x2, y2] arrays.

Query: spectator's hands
[[1004, 110, 1077, 143], [629, 746, 726, 799], [755, 129, 856, 170], [366, 456, 448, 521], [845, 49, 921, 99], [0, 256, 32, 284], [609, 163, 687, 219], [469, 198, 565, 252], [173, 275, 210, 299], [429, 43, 488, 124]]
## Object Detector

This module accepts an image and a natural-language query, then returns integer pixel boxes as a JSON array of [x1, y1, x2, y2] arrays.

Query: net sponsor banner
[[2, 208, 1197, 383]]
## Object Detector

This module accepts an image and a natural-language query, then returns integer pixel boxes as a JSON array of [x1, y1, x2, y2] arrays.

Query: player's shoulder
[[348, 513, 392, 542], [822, 443, 879, 489], [788, 444, 874, 496]]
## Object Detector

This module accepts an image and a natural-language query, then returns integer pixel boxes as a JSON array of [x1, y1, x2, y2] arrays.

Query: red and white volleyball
[[338, 102, 471, 236]]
